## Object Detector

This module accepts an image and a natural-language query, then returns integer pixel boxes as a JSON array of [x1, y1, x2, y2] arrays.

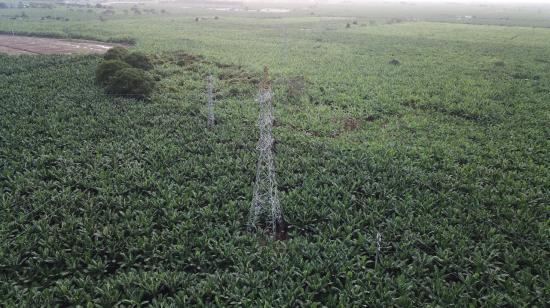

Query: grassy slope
[[1, 7, 549, 306]]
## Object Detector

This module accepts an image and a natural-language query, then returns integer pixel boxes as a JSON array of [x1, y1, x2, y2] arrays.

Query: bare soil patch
[[0, 35, 118, 55]]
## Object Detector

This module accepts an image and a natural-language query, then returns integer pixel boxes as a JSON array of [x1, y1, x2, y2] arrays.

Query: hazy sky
[[245, 0, 550, 4], [346, 0, 550, 3], [242, 0, 550, 7], [315, 0, 550, 3]]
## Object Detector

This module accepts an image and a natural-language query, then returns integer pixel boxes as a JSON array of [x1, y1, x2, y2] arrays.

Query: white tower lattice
[[248, 67, 283, 235]]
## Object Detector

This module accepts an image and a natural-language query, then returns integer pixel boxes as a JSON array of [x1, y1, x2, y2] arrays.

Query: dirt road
[[0, 34, 117, 55]]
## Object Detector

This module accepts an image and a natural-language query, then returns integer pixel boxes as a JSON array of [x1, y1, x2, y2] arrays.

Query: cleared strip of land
[[0, 34, 116, 55]]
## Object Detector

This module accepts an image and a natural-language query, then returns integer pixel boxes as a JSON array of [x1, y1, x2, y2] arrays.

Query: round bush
[[124, 52, 153, 70], [105, 67, 155, 99], [103, 46, 129, 61], [389, 59, 401, 65], [95, 60, 131, 86]]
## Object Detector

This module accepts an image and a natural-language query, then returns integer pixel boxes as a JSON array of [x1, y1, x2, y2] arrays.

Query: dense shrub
[[108, 37, 137, 45], [124, 52, 153, 70], [95, 60, 131, 86], [96, 49, 156, 99], [105, 67, 154, 99], [103, 46, 129, 61], [389, 59, 401, 65]]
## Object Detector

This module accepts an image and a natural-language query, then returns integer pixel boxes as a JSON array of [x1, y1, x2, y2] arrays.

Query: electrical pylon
[[248, 67, 284, 237]]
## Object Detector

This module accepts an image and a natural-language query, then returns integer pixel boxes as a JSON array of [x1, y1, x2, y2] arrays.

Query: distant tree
[[346, 23, 351, 28]]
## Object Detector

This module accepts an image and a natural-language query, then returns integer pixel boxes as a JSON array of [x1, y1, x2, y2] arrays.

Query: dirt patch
[[0, 34, 118, 55], [218, 69, 259, 85], [0, 45, 34, 55], [332, 115, 378, 132], [342, 117, 359, 132], [173, 51, 204, 66]]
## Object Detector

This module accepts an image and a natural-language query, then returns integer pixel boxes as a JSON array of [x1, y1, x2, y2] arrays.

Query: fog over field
[[238, 0, 550, 4]]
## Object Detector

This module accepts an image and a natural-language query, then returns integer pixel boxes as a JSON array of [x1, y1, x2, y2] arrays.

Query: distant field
[[0, 2, 549, 306]]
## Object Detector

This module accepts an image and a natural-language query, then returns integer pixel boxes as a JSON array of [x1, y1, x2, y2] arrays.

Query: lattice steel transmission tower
[[206, 74, 215, 127], [248, 67, 284, 237]]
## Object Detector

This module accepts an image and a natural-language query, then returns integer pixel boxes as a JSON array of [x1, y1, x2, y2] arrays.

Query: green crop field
[[0, 0, 549, 306]]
